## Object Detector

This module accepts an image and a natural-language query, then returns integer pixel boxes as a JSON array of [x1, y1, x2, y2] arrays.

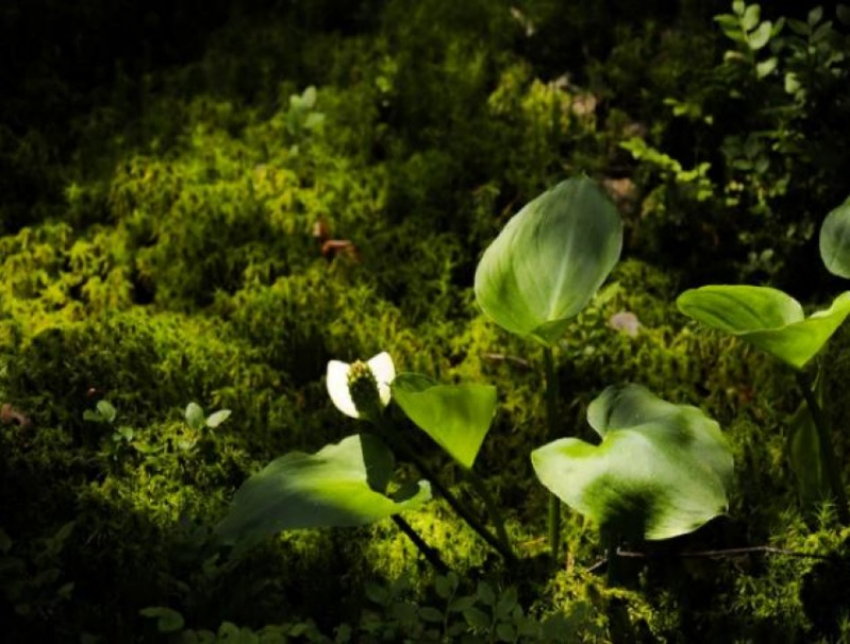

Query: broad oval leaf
[[531, 385, 733, 540], [820, 196, 850, 278], [215, 434, 430, 544], [392, 373, 497, 469], [677, 285, 850, 369], [474, 177, 623, 345]]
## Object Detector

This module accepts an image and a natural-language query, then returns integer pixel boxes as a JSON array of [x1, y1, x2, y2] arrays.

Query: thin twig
[[482, 352, 532, 369], [587, 545, 838, 575], [615, 545, 836, 561]]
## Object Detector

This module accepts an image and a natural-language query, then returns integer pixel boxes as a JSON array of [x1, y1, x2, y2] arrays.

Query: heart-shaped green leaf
[[677, 285, 850, 369], [215, 434, 430, 544], [474, 177, 623, 345], [820, 196, 850, 278], [531, 385, 733, 540], [392, 373, 498, 470]]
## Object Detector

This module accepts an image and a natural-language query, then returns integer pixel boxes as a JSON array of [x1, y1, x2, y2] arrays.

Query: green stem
[[543, 346, 562, 563], [391, 515, 450, 574], [603, 534, 631, 643], [466, 469, 515, 561], [376, 422, 514, 562], [796, 371, 850, 524]]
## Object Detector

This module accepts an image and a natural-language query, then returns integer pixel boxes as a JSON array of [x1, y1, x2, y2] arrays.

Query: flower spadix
[[326, 352, 396, 420]]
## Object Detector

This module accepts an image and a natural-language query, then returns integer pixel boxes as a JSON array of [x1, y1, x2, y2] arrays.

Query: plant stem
[[606, 542, 620, 587], [588, 544, 837, 574], [377, 424, 515, 562], [466, 469, 515, 560], [795, 371, 850, 524], [603, 535, 632, 643], [543, 346, 561, 563], [391, 515, 450, 574]]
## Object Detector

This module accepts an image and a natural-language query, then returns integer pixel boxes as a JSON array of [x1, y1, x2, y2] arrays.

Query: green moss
[[2, 0, 850, 640]]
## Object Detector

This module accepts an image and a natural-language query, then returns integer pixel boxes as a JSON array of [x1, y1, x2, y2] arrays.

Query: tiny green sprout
[[185, 402, 205, 431], [326, 352, 395, 420], [184, 402, 232, 431], [112, 426, 134, 444], [83, 400, 117, 424], [139, 607, 185, 633]]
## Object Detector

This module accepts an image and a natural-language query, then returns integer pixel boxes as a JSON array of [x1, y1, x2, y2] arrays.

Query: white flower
[[326, 352, 396, 419]]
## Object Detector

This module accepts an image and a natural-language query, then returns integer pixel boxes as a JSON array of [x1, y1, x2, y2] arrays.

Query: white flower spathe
[[326, 352, 396, 419]]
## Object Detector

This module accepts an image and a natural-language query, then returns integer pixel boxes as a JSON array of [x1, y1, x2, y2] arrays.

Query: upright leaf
[[532, 385, 733, 540], [215, 434, 430, 544], [185, 402, 205, 431], [474, 177, 623, 345], [677, 285, 850, 369], [819, 196, 850, 278], [392, 373, 497, 469], [788, 402, 829, 507]]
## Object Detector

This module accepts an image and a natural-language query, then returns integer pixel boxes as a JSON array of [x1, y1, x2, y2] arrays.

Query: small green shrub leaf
[[819, 197, 850, 278], [464, 606, 491, 630], [449, 596, 476, 613], [747, 21, 772, 49], [96, 400, 117, 423], [494, 588, 517, 620], [715, 14, 743, 40], [677, 285, 850, 369], [531, 385, 733, 540], [215, 434, 430, 543], [496, 623, 517, 643], [756, 57, 778, 78], [435, 573, 457, 599], [392, 373, 497, 469], [419, 607, 444, 623], [474, 177, 622, 345], [741, 5, 760, 31], [476, 581, 496, 606], [139, 607, 185, 633], [364, 582, 390, 606]]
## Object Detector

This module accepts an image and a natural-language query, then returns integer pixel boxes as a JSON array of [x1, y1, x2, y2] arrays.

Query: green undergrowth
[[3, 251, 843, 641], [2, 0, 850, 641]]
